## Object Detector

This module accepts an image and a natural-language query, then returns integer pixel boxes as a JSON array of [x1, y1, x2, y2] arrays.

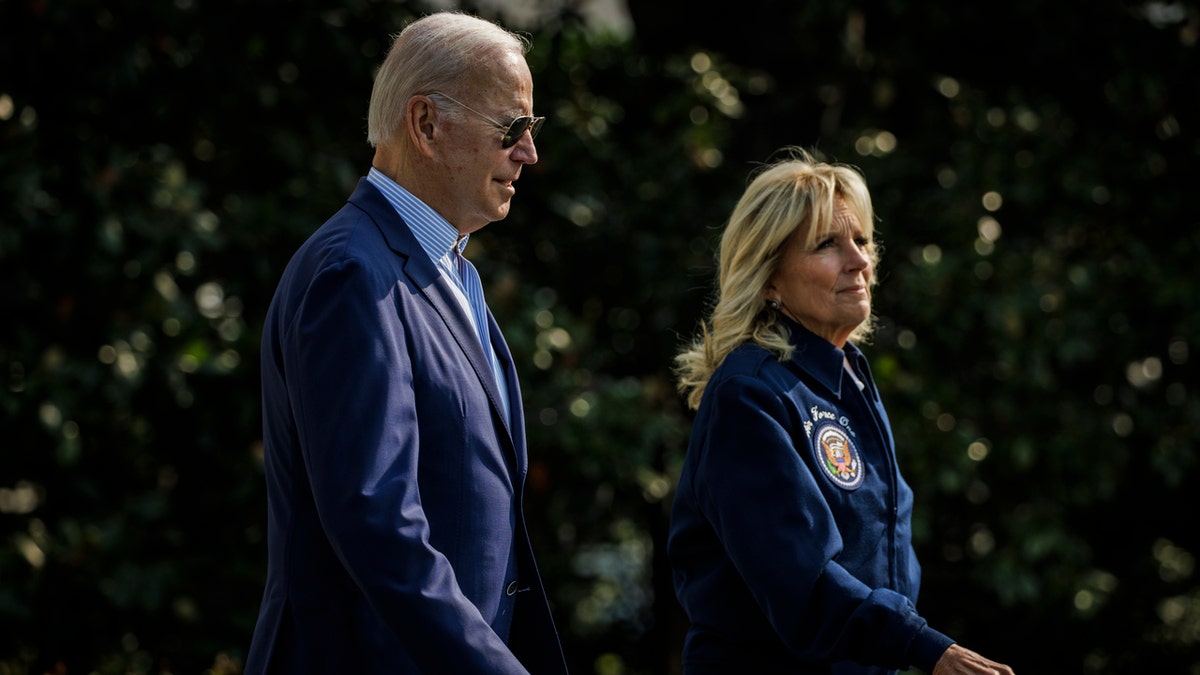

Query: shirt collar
[[366, 167, 466, 262], [781, 316, 862, 398]]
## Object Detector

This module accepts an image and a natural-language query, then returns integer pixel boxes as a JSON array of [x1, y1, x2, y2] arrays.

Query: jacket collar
[[347, 178, 522, 450], [781, 315, 865, 399]]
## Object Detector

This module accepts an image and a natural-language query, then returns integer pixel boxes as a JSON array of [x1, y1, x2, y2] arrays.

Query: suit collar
[[347, 178, 522, 450]]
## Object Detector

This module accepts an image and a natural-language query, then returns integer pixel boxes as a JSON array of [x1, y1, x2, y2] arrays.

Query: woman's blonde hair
[[674, 147, 880, 410]]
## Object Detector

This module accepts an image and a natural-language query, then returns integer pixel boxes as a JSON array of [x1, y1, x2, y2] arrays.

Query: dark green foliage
[[1, 0, 1197, 673]]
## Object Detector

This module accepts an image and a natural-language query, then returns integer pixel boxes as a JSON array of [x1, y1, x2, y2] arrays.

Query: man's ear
[[405, 95, 438, 157]]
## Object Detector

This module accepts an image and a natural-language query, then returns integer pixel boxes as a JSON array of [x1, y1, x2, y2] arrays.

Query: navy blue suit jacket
[[245, 179, 568, 674]]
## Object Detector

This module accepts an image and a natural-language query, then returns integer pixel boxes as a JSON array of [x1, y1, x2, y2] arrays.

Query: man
[[244, 11, 567, 674]]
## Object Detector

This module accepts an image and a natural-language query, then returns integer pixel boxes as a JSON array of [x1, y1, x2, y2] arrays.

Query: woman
[[668, 148, 1014, 674]]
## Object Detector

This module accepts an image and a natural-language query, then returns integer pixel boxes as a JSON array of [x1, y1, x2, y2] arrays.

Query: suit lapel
[[417, 262, 514, 433], [487, 310, 526, 468], [348, 180, 519, 454]]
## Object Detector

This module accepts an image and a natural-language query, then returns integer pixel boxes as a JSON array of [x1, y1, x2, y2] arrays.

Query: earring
[[767, 299, 780, 311]]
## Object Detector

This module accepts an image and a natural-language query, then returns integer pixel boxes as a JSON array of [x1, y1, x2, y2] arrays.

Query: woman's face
[[766, 196, 873, 348]]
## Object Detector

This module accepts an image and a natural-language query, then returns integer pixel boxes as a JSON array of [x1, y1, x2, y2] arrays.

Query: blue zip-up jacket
[[668, 318, 954, 674]]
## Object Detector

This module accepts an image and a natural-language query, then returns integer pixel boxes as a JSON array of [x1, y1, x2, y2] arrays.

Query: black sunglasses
[[427, 91, 545, 149]]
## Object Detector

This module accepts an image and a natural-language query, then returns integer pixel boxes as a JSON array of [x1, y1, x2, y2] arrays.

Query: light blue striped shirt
[[365, 168, 511, 421]]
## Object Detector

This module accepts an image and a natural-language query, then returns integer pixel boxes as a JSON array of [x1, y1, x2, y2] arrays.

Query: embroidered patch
[[812, 421, 864, 490]]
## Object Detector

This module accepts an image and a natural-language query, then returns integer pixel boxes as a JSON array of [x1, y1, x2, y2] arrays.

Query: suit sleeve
[[282, 255, 530, 673], [690, 373, 951, 671]]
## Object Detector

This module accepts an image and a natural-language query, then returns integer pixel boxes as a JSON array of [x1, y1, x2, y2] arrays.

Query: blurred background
[[2, 0, 1198, 673]]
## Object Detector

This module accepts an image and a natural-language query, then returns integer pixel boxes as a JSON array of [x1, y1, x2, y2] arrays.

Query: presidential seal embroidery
[[813, 421, 864, 490]]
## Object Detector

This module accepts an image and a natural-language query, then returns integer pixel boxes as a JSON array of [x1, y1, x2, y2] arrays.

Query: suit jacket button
[[505, 581, 518, 596]]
